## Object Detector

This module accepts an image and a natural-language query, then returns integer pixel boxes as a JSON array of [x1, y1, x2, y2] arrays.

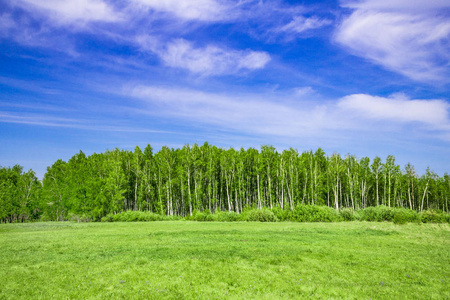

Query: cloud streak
[[280, 16, 331, 34], [338, 94, 450, 128], [126, 84, 450, 140], [16, 0, 121, 24], [137, 37, 271, 76], [130, 0, 235, 22], [127, 85, 335, 137], [335, 0, 450, 83], [0, 112, 173, 134]]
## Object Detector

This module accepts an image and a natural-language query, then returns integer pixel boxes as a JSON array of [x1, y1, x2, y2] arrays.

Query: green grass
[[0, 222, 449, 299]]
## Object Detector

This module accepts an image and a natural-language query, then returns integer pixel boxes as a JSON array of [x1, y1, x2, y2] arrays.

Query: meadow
[[0, 221, 449, 299]]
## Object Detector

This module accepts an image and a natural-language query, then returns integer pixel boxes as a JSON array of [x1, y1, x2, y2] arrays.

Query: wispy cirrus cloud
[[0, 111, 173, 134], [279, 16, 332, 34], [292, 86, 316, 97], [127, 85, 335, 137], [160, 39, 270, 76], [335, 0, 450, 84], [15, 0, 121, 24], [4, 0, 276, 77], [136, 37, 271, 76], [130, 0, 236, 22], [126, 84, 450, 139], [338, 93, 450, 129], [1, 0, 120, 54]]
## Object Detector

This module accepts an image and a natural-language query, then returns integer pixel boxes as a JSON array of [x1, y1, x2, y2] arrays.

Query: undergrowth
[[98, 205, 450, 224]]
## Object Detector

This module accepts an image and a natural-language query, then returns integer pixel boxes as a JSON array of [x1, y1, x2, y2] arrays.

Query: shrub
[[393, 210, 409, 225], [215, 211, 240, 222], [339, 208, 355, 221], [378, 205, 396, 222], [397, 208, 420, 224], [100, 211, 172, 222], [444, 213, 450, 224], [288, 205, 339, 222], [101, 214, 113, 222], [391, 208, 421, 225], [420, 210, 445, 223], [245, 208, 278, 222], [40, 213, 53, 222], [68, 213, 92, 223], [189, 209, 216, 222], [358, 206, 420, 223], [271, 207, 290, 221], [352, 210, 362, 221], [359, 206, 382, 222]]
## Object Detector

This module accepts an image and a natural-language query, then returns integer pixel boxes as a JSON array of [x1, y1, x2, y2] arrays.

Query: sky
[[0, 0, 449, 179]]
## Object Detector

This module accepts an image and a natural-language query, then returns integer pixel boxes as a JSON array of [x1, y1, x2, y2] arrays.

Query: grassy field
[[0, 221, 449, 299]]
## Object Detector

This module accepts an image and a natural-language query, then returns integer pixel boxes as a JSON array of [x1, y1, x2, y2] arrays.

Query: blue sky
[[1, 0, 449, 178]]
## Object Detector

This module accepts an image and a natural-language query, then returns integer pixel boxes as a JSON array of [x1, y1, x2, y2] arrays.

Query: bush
[[359, 206, 383, 222], [189, 209, 216, 222], [245, 208, 278, 222], [396, 208, 420, 224], [378, 205, 396, 222], [352, 210, 363, 221], [101, 214, 113, 222], [215, 211, 240, 222], [100, 211, 173, 222], [393, 210, 409, 225], [39, 213, 53, 222], [357, 206, 420, 223], [271, 207, 290, 221], [68, 213, 92, 223], [339, 208, 355, 221], [444, 213, 450, 224], [288, 205, 339, 222], [420, 210, 446, 223]]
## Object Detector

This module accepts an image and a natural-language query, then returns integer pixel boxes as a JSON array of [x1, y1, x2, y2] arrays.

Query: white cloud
[[280, 16, 331, 34], [16, 0, 121, 24], [2, 0, 121, 51], [342, 0, 450, 12], [0, 111, 171, 133], [137, 38, 271, 76], [293, 86, 315, 97], [0, 14, 15, 37], [126, 84, 450, 140], [338, 93, 450, 128], [131, 0, 233, 22], [127, 85, 337, 137], [335, 0, 450, 83]]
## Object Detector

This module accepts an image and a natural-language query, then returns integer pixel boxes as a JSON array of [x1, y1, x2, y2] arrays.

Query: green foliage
[[358, 206, 424, 223], [393, 210, 408, 225], [187, 209, 216, 222], [181, 205, 450, 224], [245, 208, 278, 222], [3, 143, 450, 222], [420, 210, 446, 223], [271, 207, 290, 221], [68, 213, 92, 223], [288, 205, 339, 222], [359, 206, 384, 222], [214, 210, 241, 222], [339, 208, 355, 221], [393, 208, 421, 224], [100, 211, 177, 222]]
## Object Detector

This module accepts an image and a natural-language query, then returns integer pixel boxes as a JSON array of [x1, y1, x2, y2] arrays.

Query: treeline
[[1, 143, 449, 222]]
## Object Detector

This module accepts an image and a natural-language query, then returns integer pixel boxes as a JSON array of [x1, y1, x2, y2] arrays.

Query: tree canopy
[[1, 143, 449, 222]]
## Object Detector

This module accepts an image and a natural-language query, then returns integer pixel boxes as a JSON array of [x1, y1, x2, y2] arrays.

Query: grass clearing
[[0, 221, 449, 299]]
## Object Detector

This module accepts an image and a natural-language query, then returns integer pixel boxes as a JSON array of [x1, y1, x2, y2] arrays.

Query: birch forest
[[1, 143, 449, 222]]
